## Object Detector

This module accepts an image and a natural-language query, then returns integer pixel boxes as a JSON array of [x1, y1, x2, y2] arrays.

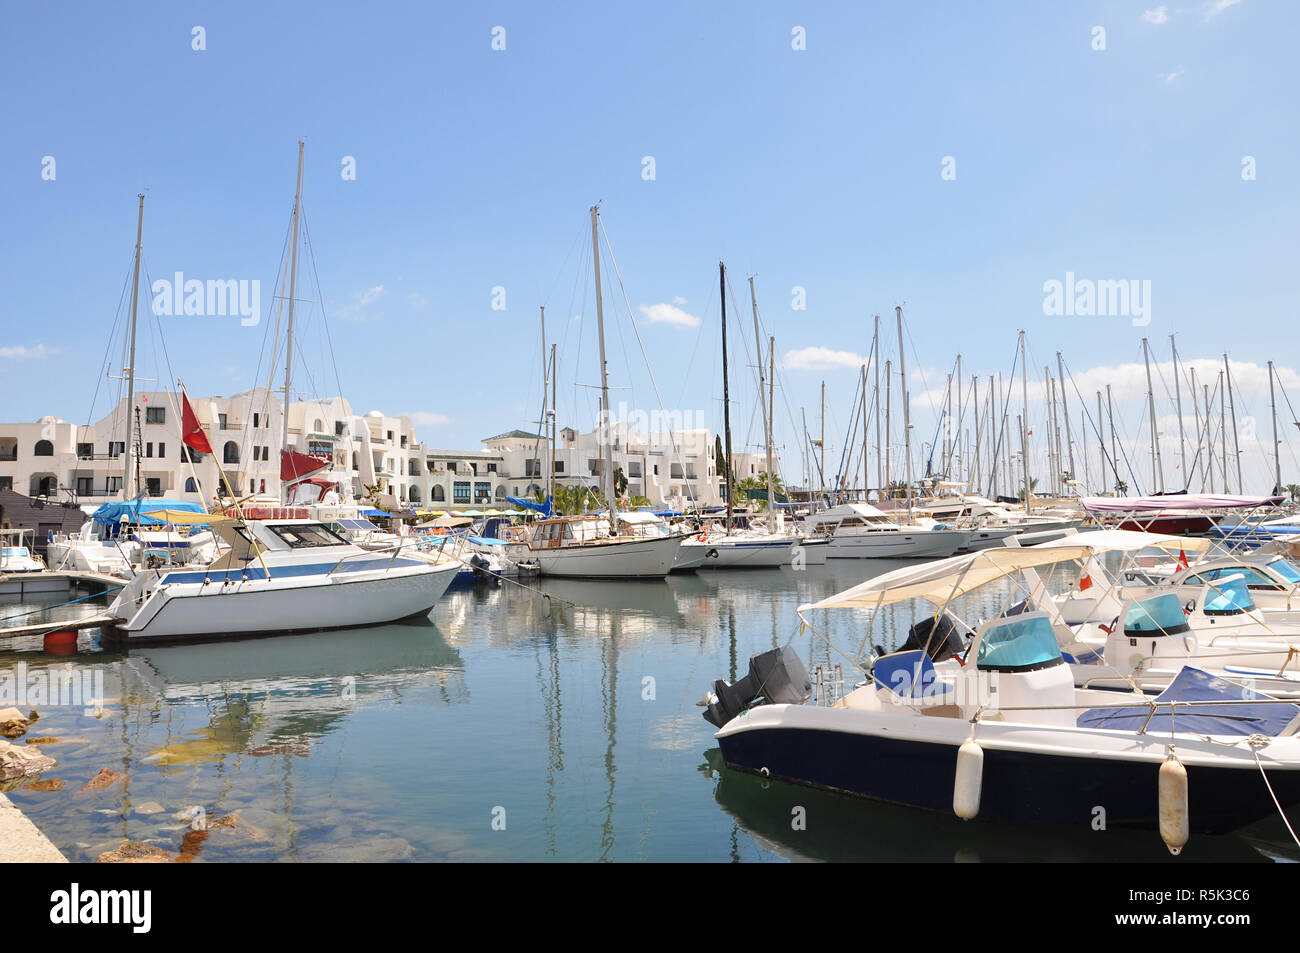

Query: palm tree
[[732, 471, 787, 509], [1018, 476, 1039, 502]]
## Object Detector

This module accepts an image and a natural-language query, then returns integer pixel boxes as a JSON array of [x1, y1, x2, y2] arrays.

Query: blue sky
[[2, 1, 1297, 493]]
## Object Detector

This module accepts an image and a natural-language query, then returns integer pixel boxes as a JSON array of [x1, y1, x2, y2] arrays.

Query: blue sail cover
[[91, 499, 208, 536], [1077, 667, 1300, 736], [507, 496, 554, 517]]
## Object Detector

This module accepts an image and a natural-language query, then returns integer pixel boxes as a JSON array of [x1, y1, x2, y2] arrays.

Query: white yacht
[[804, 503, 972, 559], [104, 513, 459, 643]]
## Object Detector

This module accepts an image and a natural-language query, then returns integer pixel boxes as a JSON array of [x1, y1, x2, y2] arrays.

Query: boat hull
[[107, 562, 458, 643], [827, 529, 971, 559], [532, 534, 682, 578], [698, 537, 795, 569], [717, 710, 1300, 833]]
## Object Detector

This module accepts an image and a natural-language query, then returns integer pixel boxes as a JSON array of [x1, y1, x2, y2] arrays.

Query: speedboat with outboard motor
[[702, 594, 1300, 846]]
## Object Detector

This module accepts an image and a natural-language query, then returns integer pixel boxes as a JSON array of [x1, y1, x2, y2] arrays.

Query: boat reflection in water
[[701, 749, 1294, 863], [114, 619, 468, 769]]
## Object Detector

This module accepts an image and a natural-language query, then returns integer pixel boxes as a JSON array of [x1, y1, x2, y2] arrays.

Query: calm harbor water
[[1, 562, 1293, 863]]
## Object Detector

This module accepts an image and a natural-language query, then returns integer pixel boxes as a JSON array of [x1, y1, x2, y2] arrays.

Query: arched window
[[409, 486, 422, 503], [185, 477, 198, 493], [223, 441, 239, 464], [313, 418, 324, 433], [494, 485, 507, 500], [351, 451, 359, 470], [34, 440, 53, 457], [432, 485, 445, 502]]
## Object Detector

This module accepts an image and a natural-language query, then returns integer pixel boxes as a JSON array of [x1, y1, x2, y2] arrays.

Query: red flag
[[181, 392, 213, 454], [1178, 548, 1189, 570], [1079, 573, 1092, 591]]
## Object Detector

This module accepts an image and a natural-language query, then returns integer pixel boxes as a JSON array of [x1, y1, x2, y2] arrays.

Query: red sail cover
[[181, 393, 214, 454], [280, 449, 331, 483]]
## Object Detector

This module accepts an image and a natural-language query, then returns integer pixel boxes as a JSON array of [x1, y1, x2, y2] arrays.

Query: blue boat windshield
[[1269, 558, 1300, 584], [1203, 573, 1255, 614], [976, 615, 1062, 672], [1124, 594, 1189, 636]]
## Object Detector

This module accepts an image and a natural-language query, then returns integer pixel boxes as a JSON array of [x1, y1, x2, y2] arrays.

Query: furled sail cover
[[1076, 667, 1300, 736]]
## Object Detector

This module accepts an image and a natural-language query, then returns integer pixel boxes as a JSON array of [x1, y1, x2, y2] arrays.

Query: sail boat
[[699, 265, 815, 568], [520, 207, 686, 578], [102, 144, 458, 641]]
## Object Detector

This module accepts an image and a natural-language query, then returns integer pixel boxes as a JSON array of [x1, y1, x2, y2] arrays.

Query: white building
[[1, 394, 764, 513]]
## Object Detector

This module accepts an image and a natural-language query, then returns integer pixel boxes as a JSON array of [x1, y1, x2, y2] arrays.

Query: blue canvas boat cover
[[1077, 666, 1300, 736], [92, 499, 207, 530], [507, 496, 554, 517]]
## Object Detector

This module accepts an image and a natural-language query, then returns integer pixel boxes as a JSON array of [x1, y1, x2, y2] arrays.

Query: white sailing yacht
[[520, 207, 685, 579]]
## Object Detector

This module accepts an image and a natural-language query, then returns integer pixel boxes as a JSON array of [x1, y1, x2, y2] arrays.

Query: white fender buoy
[[953, 740, 984, 820], [1158, 753, 1189, 855]]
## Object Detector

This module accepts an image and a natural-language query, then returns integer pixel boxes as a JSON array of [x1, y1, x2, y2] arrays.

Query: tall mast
[[1219, 371, 1229, 491], [860, 363, 869, 501], [591, 206, 617, 525], [550, 342, 557, 504], [1043, 367, 1056, 495], [884, 359, 892, 494], [971, 376, 982, 496], [1203, 381, 1214, 493], [770, 336, 778, 524], [873, 316, 882, 492], [1096, 391, 1105, 494], [1189, 365, 1201, 491], [540, 305, 550, 501], [1270, 360, 1282, 494], [1057, 352, 1074, 489], [955, 353, 963, 483], [1106, 385, 1120, 492], [1171, 335, 1186, 487], [748, 277, 776, 519], [123, 193, 145, 501], [719, 261, 733, 532], [1142, 337, 1164, 493], [897, 306, 912, 516], [1224, 354, 1243, 493], [280, 141, 305, 460], [819, 380, 826, 501], [1019, 330, 1029, 513]]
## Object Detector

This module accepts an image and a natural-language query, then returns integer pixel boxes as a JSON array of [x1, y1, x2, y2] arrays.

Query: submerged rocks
[[96, 841, 173, 864], [77, 768, 126, 793], [0, 738, 56, 780], [0, 707, 30, 739], [21, 778, 65, 792]]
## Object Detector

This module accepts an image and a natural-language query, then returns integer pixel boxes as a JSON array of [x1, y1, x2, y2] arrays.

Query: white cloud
[[639, 302, 701, 328], [405, 411, 450, 427], [782, 346, 870, 371], [1159, 69, 1184, 83], [0, 344, 53, 359], [408, 292, 428, 308], [1203, 0, 1241, 20], [1141, 6, 1170, 23], [337, 284, 388, 319], [672, 295, 687, 305]]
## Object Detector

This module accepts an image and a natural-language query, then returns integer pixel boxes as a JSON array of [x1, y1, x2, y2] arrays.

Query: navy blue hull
[[719, 726, 1300, 834]]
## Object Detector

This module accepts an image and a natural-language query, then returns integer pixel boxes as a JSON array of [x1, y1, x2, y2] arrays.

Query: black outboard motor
[[898, 610, 973, 663], [702, 645, 811, 728]]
